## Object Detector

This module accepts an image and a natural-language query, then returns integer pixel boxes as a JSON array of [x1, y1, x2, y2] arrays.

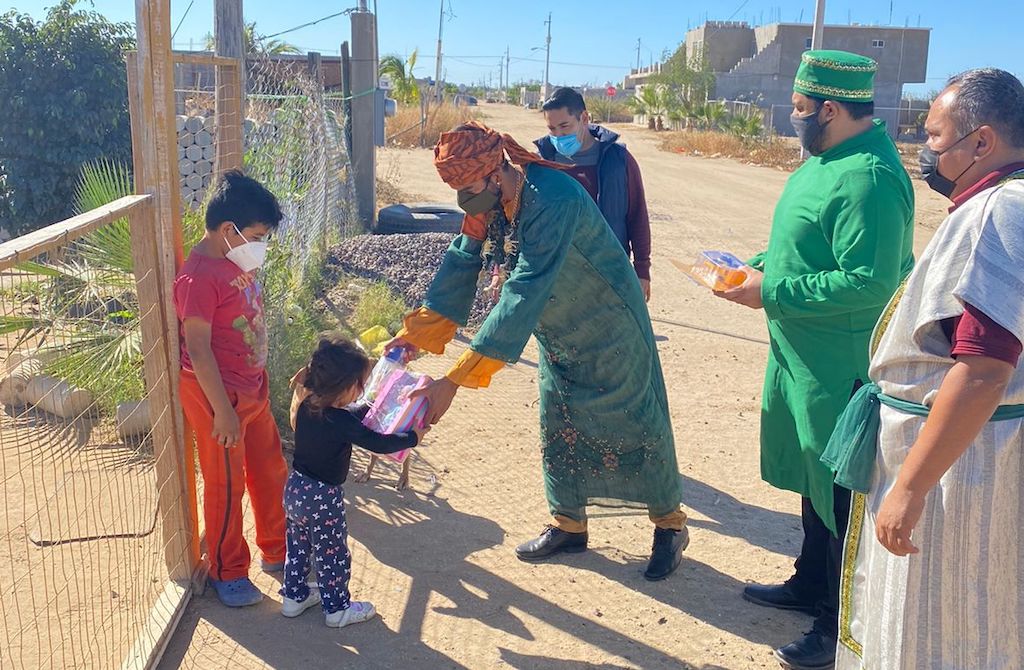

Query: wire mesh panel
[[172, 54, 358, 255], [0, 197, 193, 669], [244, 54, 359, 275]]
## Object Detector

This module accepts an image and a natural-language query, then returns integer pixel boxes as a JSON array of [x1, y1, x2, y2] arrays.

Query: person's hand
[[875, 483, 925, 556], [413, 424, 431, 444], [486, 272, 504, 303], [383, 336, 420, 359], [409, 377, 459, 425], [639, 278, 651, 303], [212, 407, 241, 448], [713, 267, 764, 310]]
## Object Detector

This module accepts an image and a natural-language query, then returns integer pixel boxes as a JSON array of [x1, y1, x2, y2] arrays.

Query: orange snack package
[[671, 251, 748, 291]]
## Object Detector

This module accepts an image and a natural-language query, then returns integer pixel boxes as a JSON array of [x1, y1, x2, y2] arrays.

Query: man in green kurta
[[389, 122, 688, 581], [716, 51, 914, 669]]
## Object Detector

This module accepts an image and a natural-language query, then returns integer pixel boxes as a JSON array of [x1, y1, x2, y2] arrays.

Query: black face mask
[[919, 128, 981, 199], [790, 103, 832, 156], [457, 183, 500, 215]]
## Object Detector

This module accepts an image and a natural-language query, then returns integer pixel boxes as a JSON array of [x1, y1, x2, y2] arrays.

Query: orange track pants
[[179, 371, 288, 582]]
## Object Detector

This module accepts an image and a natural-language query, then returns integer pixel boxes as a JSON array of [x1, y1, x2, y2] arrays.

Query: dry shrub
[[375, 154, 421, 208], [385, 102, 477, 148], [661, 131, 801, 170], [895, 141, 924, 178], [586, 97, 633, 123], [180, 91, 215, 118]]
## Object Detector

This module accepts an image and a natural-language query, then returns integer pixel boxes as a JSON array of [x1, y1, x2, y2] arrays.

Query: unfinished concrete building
[[685, 21, 930, 136]]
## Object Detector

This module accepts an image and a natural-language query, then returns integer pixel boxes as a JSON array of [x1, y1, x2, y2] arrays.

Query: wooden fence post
[[214, 0, 245, 176], [131, 0, 197, 584]]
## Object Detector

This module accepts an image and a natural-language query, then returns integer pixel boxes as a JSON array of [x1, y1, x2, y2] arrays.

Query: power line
[[171, 0, 195, 41], [261, 8, 357, 41], [511, 56, 626, 69], [447, 57, 502, 68]]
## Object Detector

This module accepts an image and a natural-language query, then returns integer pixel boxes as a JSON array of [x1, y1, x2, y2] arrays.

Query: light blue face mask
[[549, 132, 582, 158]]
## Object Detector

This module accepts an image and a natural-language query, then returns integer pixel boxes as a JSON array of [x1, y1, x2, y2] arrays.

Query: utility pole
[[802, 0, 827, 160], [542, 12, 551, 101], [505, 45, 510, 103], [351, 2, 377, 226], [214, 0, 244, 176], [635, 37, 641, 71], [434, 0, 444, 102], [811, 0, 826, 49]]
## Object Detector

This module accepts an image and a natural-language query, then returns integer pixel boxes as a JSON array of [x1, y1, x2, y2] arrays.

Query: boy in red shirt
[[174, 171, 287, 607]]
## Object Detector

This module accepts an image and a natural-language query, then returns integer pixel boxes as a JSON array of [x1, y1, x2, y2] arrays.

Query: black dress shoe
[[742, 582, 819, 616], [515, 526, 588, 562], [773, 631, 836, 670], [644, 527, 689, 581]]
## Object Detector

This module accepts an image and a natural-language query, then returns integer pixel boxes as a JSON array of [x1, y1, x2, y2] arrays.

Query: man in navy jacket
[[535, 87, 653, 301]]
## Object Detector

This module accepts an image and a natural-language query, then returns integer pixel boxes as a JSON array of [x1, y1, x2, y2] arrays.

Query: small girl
[[281, 334, 428, 628]]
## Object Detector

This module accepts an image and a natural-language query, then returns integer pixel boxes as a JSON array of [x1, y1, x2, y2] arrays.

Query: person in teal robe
[[715, 51, 915, 669], [390, 122, 687, 581]]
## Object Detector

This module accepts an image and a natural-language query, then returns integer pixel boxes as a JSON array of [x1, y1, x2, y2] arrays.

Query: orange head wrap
[[433, 120, 566, 190]]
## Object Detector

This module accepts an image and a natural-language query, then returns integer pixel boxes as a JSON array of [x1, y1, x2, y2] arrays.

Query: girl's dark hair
[[302, 334, 371, 416]]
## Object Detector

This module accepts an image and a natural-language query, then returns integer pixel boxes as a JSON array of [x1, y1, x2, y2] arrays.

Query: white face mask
[[224, 224, 268, 273]]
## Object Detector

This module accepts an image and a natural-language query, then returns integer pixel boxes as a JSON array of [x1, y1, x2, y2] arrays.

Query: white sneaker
[[281, 589, 321, 618], [325, 601, 376, 628]]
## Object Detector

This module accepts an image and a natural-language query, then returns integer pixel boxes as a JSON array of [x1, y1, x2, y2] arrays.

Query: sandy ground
[[159, 103, 950, 670]]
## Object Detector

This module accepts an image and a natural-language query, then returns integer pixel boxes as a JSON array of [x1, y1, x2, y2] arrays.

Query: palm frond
[[0, 315, 47, 336], [73, 160, 135, 273]]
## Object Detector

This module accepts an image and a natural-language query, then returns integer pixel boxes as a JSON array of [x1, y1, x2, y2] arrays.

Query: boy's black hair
[[204, 170, 284, 232], [808, 95, 875, 120], [542, 87, 587, 118]]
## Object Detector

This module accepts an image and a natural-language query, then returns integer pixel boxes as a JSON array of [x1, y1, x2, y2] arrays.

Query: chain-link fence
[[0, 196, 194, 669]]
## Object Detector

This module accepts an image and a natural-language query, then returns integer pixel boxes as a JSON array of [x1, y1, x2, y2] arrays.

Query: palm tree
[[725, 108, 765, 142], [203, 21, 301, 56], [666, 95, 693, 130], [378, 50, 420, 105], [699, 101, 729, 131], [627, 86, 668, 130], [0, 161, 206, 411]]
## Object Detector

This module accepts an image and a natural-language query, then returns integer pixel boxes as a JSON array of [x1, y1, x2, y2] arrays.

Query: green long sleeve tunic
[[752, 120, 914, 533], [424, 164, 682, 517]]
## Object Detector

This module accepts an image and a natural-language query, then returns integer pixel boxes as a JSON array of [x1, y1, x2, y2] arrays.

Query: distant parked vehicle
[[453, 94, 478, 107]]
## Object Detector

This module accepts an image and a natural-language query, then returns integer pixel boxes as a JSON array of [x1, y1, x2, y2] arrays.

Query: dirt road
[[161, 103, 949, 669]]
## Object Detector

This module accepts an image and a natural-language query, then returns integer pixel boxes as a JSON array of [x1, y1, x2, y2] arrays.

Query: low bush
[[385, 102, 477, 148], [661, 131, 801, 170]]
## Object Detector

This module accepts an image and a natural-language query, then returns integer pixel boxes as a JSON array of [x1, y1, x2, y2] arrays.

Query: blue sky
[[9, 0, 1021, 96]]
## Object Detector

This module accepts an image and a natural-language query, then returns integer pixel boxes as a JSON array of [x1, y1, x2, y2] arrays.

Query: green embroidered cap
[[793, 49, 877, 102]]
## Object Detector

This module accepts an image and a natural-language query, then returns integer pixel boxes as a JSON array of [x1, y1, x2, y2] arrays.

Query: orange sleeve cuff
[[396, 307, 459, 355], [445, 350, 505, 389]]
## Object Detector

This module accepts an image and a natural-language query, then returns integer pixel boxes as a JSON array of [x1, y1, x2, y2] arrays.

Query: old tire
[[375, 203, 463, 235]]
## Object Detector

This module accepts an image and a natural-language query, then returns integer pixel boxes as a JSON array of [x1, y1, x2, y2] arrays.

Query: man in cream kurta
[[837, 69, 1024, 670]]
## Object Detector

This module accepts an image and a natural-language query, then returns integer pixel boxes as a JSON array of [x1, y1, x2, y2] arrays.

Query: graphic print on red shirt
[[173, 252, 269, 392]]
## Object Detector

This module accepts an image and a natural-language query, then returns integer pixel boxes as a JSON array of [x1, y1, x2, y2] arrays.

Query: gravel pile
[[327, 233, 493, 326]]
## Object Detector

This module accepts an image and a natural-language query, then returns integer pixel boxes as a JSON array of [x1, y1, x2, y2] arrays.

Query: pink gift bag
[[361, 370, 431, 463]]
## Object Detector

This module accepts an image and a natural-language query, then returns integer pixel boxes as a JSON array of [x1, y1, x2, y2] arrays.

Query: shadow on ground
[[160, 467, 807, 669]]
